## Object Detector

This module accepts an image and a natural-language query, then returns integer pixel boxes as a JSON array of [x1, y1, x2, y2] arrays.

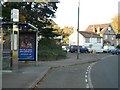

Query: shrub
[[116, 45, 120, 49], [38, 38, 66, 61]]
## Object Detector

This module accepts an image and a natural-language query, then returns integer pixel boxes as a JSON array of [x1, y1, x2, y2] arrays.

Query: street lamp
[[77, 0, 80, 59]]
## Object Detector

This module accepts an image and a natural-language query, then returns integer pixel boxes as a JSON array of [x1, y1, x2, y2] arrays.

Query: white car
[[62, 45, 69, 52], [88, 45, 103, 53], [103, 46, 116, 53]]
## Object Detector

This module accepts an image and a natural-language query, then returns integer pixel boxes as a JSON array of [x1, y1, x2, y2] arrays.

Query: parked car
[[103, 46, 116, 53], [62, 44, 70, 52], [88, 44, 103, 53], [111, 48, 120, 55], [80, 46, 89, 53], [69, 45, 88, 53], [69, 45, 78, 53], [88, 47, 93, 53]]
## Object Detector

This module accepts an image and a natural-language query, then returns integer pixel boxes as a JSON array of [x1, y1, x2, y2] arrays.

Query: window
[[104, 35, 108, 39], [95, 28, 97, 33], [108, 26, 111, 31], [112, 35, 115, 40], [85, 38, 90, 43], [97, 38, 101, 43], [100, 28, 103, 31]]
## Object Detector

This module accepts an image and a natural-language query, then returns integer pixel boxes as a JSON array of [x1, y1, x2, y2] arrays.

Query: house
[[79, 31, 103, 47], [116, 34, 120, 45], [85, 23, 116, 46], [69, 30, 103, 48]]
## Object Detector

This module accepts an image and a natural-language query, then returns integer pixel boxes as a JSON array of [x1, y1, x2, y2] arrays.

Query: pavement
[[2, 53, 109, 88]]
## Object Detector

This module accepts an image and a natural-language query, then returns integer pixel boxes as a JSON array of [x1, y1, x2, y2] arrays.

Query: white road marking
[[85, 62, 97, 88], [88, 66, 91, 68], [85, 75, 87, 78], [86, 84, 89, 88], [2, 70, 12, 73], [87, 62, 96, 88], [85, 54, 115, 89], [85, 79, 88, 83]]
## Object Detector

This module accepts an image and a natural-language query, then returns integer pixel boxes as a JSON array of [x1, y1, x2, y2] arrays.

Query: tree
[[53, 26, 74, 36], [2, 2, 59, 38], [54, 26, 74, 44], [111, 14, 120, 34], [62, 26, 74, 36]]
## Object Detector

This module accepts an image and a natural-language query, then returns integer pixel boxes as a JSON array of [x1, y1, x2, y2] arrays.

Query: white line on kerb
[[86, 84, 89, 88], [88, 66, 91, 68], [86, 62, 97, 88], [85, 75, 87, 78], [85, 79, 88, 83]]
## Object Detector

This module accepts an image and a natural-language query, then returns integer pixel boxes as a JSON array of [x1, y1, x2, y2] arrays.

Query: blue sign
[[18, 33, 36, 61], [18, 48, 34, 60]]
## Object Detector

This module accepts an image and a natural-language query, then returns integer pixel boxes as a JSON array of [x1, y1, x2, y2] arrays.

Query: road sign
[[11, 9, 19, 22]]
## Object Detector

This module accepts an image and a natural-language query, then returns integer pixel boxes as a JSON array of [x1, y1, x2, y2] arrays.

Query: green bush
[[38, 38, 66, 61], [116, 45, 120, 49]]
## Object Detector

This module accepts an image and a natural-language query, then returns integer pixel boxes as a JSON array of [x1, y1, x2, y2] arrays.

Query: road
[[37, 63, 89, 88], [90, 55, 118, 88], [35, 53, 118, 88]]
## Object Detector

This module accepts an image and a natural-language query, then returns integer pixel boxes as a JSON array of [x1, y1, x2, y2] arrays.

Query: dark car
[[80, 46, 89, 53], [111, 48, 120, 55], [69, 45, 88, 53], [69, 45, 78, 53]]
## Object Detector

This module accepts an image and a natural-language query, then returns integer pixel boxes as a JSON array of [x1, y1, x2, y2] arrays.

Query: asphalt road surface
[[91, 55, 118, 88], [35, 53, 118, 88], [37, 63, 89, 88]]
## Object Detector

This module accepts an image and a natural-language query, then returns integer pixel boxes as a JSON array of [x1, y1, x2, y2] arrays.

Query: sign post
[[11, 24, 19, 70], [11, 9, 19, 70], [36, 31, 38, 66]]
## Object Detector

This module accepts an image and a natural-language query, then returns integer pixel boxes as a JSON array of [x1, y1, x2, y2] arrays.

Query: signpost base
[[12, 51, 18, 71]]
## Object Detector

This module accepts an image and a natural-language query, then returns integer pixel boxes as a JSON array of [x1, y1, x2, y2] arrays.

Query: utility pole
[[0, 20, 2, 90], [77, 0, 80, 59]]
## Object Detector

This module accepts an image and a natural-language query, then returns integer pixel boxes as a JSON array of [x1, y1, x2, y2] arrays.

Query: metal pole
[[12, 23, 19, 70], [36, 31, 38, 66], [77, 0, 80, 59], [0, 22, 2, 90], [0, 3, 2, 89], [8, 27, 13, 69]]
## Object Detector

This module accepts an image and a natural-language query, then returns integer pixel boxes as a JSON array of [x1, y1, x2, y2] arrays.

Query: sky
[[53, 0, 120, 30]]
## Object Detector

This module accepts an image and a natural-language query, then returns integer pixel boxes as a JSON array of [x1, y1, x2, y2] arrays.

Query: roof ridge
[[89, 23, 110, 26]]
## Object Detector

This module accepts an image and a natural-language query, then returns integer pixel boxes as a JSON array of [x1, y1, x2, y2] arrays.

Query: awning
[[1, 22, 38, 31]]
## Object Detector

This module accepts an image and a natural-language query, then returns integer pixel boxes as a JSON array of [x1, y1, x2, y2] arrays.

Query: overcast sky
[[53, 0, 120, 30]]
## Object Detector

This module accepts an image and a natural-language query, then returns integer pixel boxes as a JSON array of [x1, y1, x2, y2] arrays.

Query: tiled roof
[[79, 31, 101, 38], [85, 23, 110, 34]]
